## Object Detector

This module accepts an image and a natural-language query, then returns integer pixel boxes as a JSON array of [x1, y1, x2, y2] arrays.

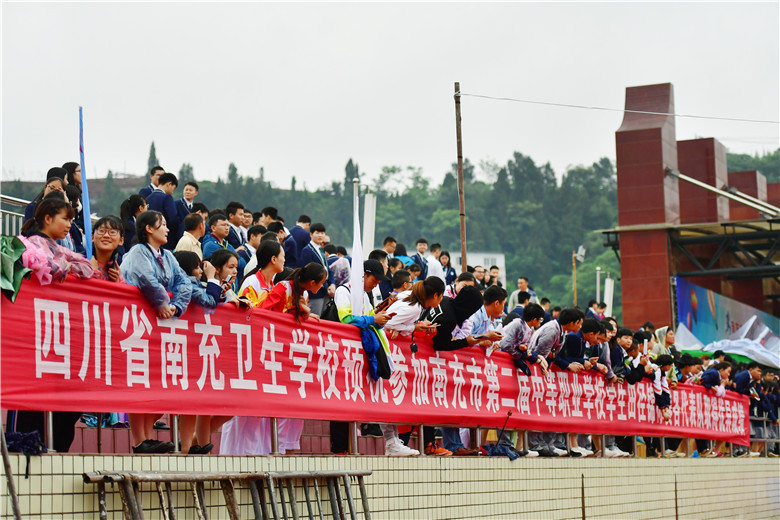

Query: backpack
[[5, 430, 46, 478], [320, 297, 340, 322]]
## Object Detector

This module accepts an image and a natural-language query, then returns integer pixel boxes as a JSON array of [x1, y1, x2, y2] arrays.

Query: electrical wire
[[457, 91, 780, 125]]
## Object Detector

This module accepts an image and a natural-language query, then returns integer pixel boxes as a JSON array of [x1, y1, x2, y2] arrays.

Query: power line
[[457, 91, 780, 125]]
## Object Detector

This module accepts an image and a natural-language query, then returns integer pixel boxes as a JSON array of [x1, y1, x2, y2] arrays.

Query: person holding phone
[[384, 277, 445, 339], [174, 249, 241, 314]]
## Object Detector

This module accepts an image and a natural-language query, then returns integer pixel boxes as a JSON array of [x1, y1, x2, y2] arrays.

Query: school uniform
[[411, 252, 428, 279], [146, 190, 180, 250], [175, 197, 192, 226], [299, 242, 333, 314], [139, 183, 156, 199]]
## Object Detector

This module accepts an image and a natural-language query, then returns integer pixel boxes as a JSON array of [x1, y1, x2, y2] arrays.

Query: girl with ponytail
[[384, 277, 445, 340], [238, 240, 284, 307], [260, 262, 328, 322]]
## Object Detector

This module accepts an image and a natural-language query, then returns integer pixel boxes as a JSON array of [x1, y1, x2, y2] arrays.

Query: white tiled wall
[[1, 455, 778, 519]]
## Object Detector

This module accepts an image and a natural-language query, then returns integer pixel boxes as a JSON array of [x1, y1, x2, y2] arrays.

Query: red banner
[[1, 278, 750, 445]]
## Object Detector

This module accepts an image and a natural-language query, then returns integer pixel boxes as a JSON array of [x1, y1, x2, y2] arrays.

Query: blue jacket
[[201, 233, 246, 284], [299, 242, 332, 299], [202, 233, 235, 259], [175, 198, 191, 227], [139, 184, 155, 200], [700, 367, 722, 390], [289, 225, 311, 258], [443, 265, 457, 285], [411, 252, 428, 279], [282, 235, 298, 269], [24, 201, 37, 222], [558, 330, 593, 371], [510, 305, 525, 319], [226, 225, 244, 250], [120, 243, 192, 315], [186, 276, 224, 312], [733, 370, 753, 396], [146, 191, 180, 250]]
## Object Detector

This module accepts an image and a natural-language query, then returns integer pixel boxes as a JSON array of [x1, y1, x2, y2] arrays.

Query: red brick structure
[[614, 83, 780, 329], [615, 83, 679, 330]]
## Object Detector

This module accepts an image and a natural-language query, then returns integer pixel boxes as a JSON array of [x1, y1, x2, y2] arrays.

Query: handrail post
[[271, 417, 280, 455], [349, 422, 359, 455], [419, 424, 425, 456], [45, 411, 55, 452], [172, 415, 180, 453]]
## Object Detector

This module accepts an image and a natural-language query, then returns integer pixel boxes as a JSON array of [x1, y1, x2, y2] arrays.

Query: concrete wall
[[1, 454, 778, 519]]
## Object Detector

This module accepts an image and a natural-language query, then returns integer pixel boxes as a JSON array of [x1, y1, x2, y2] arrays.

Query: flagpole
[[79, 107, 93, 257]]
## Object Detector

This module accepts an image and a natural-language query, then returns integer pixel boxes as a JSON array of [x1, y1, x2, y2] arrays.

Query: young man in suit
[[139, 166, 165, 199], [145, 172, 180, 250], [411, 238, 429, 280], [175, 181, 198, 226]]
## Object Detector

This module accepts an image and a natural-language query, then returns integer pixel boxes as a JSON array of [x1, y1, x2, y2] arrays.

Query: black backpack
[[5, 430, 46, 478], [320, 297, 340, 322]]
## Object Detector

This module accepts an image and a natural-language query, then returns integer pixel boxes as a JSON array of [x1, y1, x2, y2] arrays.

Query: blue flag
[[79, 107, 93, 257]]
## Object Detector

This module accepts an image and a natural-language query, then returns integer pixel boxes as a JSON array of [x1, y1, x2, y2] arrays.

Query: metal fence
[[0, 194, 27, 237]]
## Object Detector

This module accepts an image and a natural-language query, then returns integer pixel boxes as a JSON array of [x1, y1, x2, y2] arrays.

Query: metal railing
[[0, 194, 28, 237], [83, 469, 372, 520]]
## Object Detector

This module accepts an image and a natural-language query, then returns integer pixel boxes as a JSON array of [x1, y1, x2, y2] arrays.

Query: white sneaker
[[618, 449, 631, 458], [749, 451, 761, 457], [385, 440, 419, 456], [604, 447, 622, 458], [524, 450, 539, 458], [675, 451, 686, 458], [663, 449, 677, 458], [572, 447, 593, 457], [552, 447, 569, 457]]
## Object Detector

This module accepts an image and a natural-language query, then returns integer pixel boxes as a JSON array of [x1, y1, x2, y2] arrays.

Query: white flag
[[350, 183, 364, 316]]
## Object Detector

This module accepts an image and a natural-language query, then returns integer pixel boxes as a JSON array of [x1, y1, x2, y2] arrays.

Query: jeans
[[441, 427, 465, 451], [528, 431, 565, 451]]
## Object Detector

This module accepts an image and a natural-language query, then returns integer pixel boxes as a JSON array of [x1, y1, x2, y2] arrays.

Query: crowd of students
[[8, 165, 780, 458]]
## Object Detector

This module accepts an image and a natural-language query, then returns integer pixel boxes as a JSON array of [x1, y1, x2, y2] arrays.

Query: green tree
[[727, 148, 780, 183], [93, 170, 132, 218], [147, 142, 159, 178], [178, 163, 195, 185]]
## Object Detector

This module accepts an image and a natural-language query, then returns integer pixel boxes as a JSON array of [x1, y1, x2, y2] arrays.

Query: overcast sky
[[2, 2, 778, 189]]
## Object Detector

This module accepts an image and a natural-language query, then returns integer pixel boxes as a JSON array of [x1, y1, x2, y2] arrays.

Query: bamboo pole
[[454, 82, 468, 273]]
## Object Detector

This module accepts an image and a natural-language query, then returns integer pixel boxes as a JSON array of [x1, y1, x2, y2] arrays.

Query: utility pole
[[454, 82, 468, 273]]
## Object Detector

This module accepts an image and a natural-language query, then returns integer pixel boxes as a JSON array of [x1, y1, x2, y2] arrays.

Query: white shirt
[[245, 242, 256, 259], [426, 254, 445, 281], [384, 290, 423, 335]]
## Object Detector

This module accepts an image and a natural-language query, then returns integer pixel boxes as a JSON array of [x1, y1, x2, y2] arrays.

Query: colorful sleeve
[[241, 285, 269, 308], [335, 286, 374, 329], [259, 283, 288, 313]]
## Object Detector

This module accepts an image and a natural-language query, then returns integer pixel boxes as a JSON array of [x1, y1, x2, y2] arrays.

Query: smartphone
[[223, 274, 235, 286]]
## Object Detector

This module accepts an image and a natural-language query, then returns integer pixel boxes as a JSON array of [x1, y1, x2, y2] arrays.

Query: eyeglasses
[[95, 228, 120, 237]]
